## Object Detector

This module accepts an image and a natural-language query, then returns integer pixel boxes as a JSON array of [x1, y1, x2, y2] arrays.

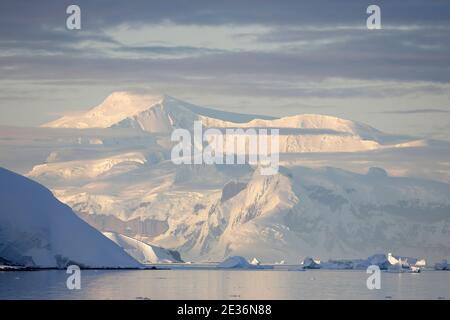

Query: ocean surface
[[0, 269, 449, 300]]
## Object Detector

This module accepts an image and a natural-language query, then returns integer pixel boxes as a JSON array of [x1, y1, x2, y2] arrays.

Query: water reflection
[[0, 270, 448, 300]]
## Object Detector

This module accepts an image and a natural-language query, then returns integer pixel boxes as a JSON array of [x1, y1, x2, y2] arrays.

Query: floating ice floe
[[321, 260, 356, 270], [367, 254, 392, 270], [385, 265, 421, 273], [301, 258, 369, 270], [0, 265, 25, 271], [367, 253, 424, 273], [298, 253, 426, 272], [385, 253, 424, 273], [434, 260, 450, 271], [301, 257, 321, 269], [387, 253, 426, 268]]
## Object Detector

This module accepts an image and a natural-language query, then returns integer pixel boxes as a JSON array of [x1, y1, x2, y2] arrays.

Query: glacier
[[103, 231, 183, 264]]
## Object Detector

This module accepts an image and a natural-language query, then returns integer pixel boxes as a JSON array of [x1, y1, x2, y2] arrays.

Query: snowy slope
[[201, 113, 384, 141], [103, 232, 183, 264], [43, 92, 165, 129], [0, 167, 141, 268], [28, 152, 147, 182]]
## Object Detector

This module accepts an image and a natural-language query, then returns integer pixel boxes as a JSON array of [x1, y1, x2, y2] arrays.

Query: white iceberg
[[364, 253, 424, 272], [301, 257, 321, 269], [367, 254, 391, 270], [388, 253, 426, 268], [217, 256, 252, 269]]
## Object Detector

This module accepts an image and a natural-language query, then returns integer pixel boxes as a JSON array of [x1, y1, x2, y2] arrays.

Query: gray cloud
[[383, 109, 450, 115], [1, 0, 450, 132], [3, 0, 450, 29], [117, 45, 225, 56], [1, 0, 450, 85]]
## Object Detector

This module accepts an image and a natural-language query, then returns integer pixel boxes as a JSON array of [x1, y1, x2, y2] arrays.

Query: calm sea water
[[0, 269, 449, 300]]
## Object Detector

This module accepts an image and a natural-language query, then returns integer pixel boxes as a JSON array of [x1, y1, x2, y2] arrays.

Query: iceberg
[[217, 256, 253, 269], [387, 253, 426, 268], [301, 257, 321, 269], [365, 253, 424, 272], [321, 259, 355, 270], [435, 260, 450, 271], [367, 254, 391, 270], [296, 253, 426, 272]]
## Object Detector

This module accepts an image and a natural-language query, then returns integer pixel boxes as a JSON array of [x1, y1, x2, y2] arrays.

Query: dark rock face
[[221, 181, 247, 203]]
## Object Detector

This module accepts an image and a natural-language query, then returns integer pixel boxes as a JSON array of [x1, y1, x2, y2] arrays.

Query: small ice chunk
[[301, 257, 321, 269]]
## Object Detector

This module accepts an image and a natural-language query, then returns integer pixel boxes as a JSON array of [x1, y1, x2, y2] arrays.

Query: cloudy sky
[[1, 0, 450, 139]]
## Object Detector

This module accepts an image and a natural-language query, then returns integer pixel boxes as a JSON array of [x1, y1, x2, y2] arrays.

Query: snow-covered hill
[[0, 167, 141, 268], [103, 232, 183, 264]]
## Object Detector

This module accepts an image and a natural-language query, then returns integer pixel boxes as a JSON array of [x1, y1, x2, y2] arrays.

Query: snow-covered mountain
[[4, 91, 449, 264], [190, 166, 450, 262], [41, 91, 418, 153], [42, 159, 450, 263], [103, 232, 183, 264], [43, 92, 219, 133], [0, 167, 141, 268], [43, 91, 270, 131]]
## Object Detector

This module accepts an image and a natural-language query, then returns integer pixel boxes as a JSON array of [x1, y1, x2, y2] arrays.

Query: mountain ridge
[[43, 91, 382, 138]]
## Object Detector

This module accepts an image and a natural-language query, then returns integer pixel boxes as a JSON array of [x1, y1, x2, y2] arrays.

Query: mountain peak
[[42, 91, 169, 129], [93, 91, 165, 114], [103, 91, 168, 104]]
